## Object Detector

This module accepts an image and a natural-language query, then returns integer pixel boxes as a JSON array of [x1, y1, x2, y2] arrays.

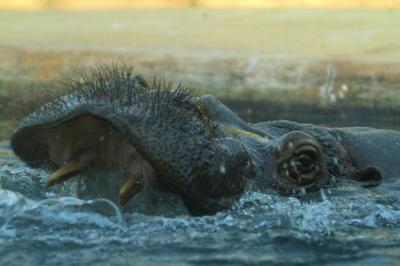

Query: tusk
[[46, 160, 86, 188], [119, 175, 143, 206]]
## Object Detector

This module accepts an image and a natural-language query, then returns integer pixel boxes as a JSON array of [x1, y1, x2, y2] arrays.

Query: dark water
[[223, 99, 400, 130], [1, 136, 400, 266]]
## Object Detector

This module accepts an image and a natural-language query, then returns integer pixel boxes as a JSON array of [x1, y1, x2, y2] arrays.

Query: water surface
[[1, 140, 399, 266]]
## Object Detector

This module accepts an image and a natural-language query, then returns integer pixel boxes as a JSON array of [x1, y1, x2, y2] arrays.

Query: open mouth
[[12, 114, 159, 206], [10, 66, 202, 209], [9, 67, 254, 216]]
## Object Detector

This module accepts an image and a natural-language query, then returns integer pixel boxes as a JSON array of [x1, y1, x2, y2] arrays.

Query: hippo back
[[332, 127, 400, 181]]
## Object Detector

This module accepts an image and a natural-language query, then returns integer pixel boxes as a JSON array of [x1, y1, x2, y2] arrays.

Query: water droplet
[[220, 164, 226, 174], [329, 94, 337, 103], [285, 170, 290, 178], [288, 141, 294, 150], [99, 136, 105, 143], [276, 218, 282, 226], [320, 189, 328, 201], [300, 187, 306, 195]]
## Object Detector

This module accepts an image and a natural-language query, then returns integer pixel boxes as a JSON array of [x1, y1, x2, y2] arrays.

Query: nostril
[[293, 151, 316, 175], [297, 153, 313, 168]]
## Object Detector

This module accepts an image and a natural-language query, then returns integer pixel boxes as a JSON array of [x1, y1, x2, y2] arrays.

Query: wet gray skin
[[10, 67, 393, 215]]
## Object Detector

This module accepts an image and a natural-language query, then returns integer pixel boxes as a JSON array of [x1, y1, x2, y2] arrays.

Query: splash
[[0, 144, 400, 265]]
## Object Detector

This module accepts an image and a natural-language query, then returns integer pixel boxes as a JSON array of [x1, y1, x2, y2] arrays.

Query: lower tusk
[[119, 175, 143, 206], [46, 160, 86, 188]]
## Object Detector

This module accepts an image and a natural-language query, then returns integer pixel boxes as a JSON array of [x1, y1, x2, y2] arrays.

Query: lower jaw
[[48, 170, 190, 216]]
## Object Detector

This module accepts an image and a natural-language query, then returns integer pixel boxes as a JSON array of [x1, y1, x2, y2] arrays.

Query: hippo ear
[[349, 166, 383, 188]]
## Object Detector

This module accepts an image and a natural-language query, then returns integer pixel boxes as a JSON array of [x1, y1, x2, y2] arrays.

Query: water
[[1, 142, 400, 266]]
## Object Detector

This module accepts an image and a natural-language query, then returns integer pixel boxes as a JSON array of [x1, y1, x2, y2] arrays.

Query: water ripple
[[0, 146, 400, 265]]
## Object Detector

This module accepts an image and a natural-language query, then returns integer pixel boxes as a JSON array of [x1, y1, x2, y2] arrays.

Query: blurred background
[[1, 0, 400, 139], [1, 0, 400, 9]]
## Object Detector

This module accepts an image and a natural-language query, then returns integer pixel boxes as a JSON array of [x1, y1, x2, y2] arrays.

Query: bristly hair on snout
[[13, 64, 217, 136], [7, 65, 191, 122]]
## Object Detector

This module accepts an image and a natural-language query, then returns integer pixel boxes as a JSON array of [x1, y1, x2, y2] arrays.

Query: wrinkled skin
[[10, 68, 392, 215]]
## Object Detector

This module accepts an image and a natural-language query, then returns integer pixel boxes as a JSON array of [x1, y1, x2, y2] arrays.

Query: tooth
[[119, 175, 143, 206], [46, 160, 86, 188]]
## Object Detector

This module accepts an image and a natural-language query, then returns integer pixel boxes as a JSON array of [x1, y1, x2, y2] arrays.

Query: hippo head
[[11, 67, 254, 216], [10, 66, 381, 216], [241, 121, 382, 196]]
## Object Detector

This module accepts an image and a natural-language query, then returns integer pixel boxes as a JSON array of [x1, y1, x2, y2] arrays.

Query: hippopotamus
[[10, 67, 393, 215]]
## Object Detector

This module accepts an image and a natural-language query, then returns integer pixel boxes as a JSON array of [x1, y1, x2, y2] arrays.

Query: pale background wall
[[1, 0, 399, 9]]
